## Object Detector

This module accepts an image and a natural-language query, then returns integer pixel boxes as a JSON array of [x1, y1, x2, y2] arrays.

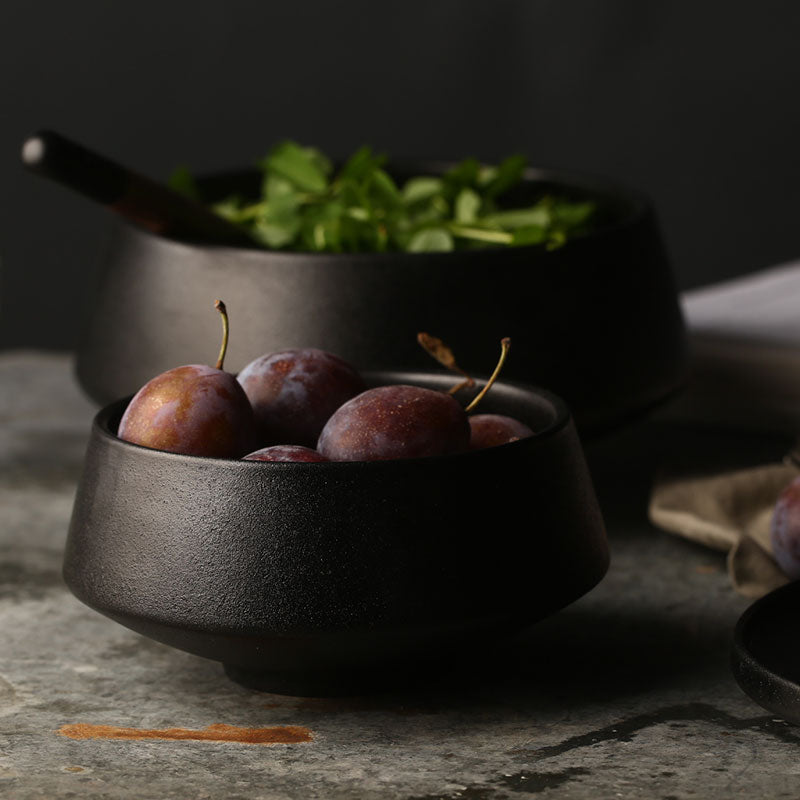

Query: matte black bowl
[[731, 581, 800, 724], [75, 165, 686, 435], [64, 371, 609, 695]]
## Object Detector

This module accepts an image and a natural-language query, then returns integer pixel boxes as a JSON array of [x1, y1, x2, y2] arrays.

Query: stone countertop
[[1, 351, 798, 799]]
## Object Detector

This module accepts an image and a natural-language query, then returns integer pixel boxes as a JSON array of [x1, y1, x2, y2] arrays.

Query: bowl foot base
[[223, 663, 384, 697], [223, 661, 444, 697]]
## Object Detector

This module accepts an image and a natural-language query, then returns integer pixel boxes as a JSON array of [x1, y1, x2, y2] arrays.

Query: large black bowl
[[63, 371, 609, 695], [75, 165, 686, 435]]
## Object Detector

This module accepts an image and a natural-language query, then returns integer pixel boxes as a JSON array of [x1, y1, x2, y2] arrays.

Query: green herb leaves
[[179, 141, 596, 253], [261, 141, 330, 194]]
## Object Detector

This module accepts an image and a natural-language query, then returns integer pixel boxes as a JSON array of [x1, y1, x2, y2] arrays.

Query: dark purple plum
[[118, 364, 257, 458], [237, 349, 366, 448], [771, 476, 800, 580], [243, 445, 329, 463], [317, 385, 470, 462], [468, 413, 534, 451], [118, 300, 257, 458]]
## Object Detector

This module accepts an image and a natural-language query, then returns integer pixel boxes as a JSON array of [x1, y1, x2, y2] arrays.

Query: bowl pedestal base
[[223, 662, 433, 697]]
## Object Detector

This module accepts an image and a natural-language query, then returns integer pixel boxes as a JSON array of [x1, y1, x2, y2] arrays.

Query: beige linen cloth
[[650, 261, 800, 597], [649, 462, 795, 597]]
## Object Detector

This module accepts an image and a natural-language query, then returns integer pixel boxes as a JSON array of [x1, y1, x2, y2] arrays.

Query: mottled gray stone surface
[[1, 351, 799, 799]]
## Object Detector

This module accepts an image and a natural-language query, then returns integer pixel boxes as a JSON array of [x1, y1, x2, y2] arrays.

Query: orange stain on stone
[[57, 722, 313, 745]]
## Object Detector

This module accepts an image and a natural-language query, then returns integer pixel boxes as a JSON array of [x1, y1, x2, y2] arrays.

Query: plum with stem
[[318, 338, 514, 462], [118, 300, 257, 458]]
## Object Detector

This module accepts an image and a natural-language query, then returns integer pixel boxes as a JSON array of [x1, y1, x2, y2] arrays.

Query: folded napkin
[[649, 261, 800, 596], [649, 463, 795, 597]]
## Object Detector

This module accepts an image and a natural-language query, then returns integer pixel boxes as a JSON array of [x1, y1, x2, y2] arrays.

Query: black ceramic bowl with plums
[[73, 158, 686, 435], [63, 368, 609, 696]]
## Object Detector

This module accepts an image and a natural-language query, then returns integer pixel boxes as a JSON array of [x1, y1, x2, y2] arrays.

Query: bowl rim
[[96, 370, 573, 469], [128, 161, 653, 257], [730, 580, 800, 722]]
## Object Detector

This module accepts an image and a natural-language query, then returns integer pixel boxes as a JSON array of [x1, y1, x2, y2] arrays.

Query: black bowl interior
[[64, 372, 609, 694]]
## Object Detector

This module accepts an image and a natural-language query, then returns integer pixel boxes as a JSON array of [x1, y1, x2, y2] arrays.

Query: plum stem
[[465, 337, 511, 413], [214, 299, 229, 370], [446, 377, 475, 395]]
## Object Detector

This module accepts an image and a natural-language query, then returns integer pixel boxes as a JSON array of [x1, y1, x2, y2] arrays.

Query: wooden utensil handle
[[22, 130, 254, 247]]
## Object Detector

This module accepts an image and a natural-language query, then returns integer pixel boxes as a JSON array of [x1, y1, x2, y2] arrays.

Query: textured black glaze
[[64, 371, 609, 694], [732, 581, 800, 725], [74, 165, 687, 435]]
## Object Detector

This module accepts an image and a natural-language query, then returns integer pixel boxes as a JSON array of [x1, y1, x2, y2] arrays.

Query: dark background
[[2, 1, 799, 351]]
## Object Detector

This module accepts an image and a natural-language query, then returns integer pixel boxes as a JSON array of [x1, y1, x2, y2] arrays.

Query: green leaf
[[338, 146, 385, 182], [252, 214, 300, 248], [263, 173, 299, 204], [346, 206, 369, 221], [263, 141, 330, 193], [368, 168, 401, 207], [406, 228, 454, 252], [484, 154, 527, 198], [454, 188, 481, 224], [401, 177, 443, 205], [511, 225, 547, 246], [250, 189, 304, 248], [443, 158, 481, 192], [404, 199, 447, 229], [552, 200, 595, 227], [168, 166, 201, 201], [301, 201, 348, 251], [337, 179, 363, 208]]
